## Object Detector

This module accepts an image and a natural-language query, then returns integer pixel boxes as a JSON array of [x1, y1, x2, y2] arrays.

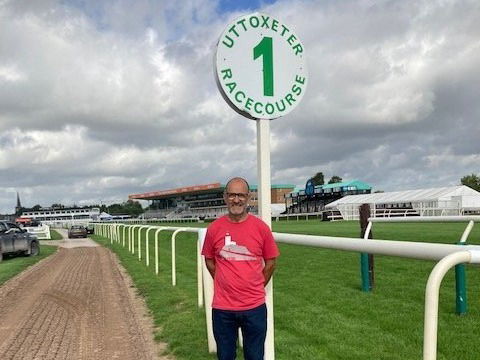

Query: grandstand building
[[285, 180, 372, 214], [20, 207, 101, 222], [325, 185, 480, 220], [129, 182, 295, 219]]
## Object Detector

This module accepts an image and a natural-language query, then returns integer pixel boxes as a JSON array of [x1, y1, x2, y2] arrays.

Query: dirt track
[[0, 234, 166, 360]]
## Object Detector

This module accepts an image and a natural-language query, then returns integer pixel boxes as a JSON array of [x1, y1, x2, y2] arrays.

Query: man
[[202, 177, 279, 360]]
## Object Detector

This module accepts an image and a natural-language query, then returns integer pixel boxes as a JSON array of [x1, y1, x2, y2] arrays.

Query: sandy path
[[0, 231, 169, 360]]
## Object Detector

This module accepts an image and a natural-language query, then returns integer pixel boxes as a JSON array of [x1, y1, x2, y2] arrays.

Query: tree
[[310, 172, 324, 186], [328, 175, 343, 184], [461, 173, 480, 192], [106, 200, 144, 217], [31, 204, 42, 211]]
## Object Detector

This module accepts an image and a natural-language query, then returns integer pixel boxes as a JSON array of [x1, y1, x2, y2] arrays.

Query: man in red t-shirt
[[202, 177, 279, 360]]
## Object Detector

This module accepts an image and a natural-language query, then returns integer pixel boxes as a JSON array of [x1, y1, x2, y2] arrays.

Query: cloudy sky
[[0, 0, 479, 213]]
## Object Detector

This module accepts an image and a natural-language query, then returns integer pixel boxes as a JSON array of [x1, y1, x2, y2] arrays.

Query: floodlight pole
[[257, 118, 275, 360]]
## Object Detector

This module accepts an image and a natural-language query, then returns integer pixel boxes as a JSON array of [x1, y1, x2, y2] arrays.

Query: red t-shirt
[[202, 214, 280, 311]]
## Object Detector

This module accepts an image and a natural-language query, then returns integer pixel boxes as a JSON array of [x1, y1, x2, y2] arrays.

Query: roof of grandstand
[[129, 182, 295, 200]]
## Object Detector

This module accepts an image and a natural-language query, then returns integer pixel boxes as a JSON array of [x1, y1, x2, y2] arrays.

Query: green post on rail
[[360, 253, 370, 291], [359, 204, 374, 292], [455, 241, 467, 315]]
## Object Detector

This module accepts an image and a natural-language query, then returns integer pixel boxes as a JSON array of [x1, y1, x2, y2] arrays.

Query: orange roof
[[129, 182, 223, 200]]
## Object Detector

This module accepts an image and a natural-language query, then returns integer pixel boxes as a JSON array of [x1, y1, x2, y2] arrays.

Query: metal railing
[[95, 222, 480, 360]]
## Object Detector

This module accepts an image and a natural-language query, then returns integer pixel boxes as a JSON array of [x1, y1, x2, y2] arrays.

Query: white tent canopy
[[326, 186, 480, 220], [98, 212, 113, 220]]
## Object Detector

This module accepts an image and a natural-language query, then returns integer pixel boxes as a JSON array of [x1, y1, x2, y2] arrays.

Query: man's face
[[224, 180, 250, 218]]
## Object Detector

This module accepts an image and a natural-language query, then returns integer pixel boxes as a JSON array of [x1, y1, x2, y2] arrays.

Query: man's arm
[[263, 258, 276, 286], [205, 257, 216, 279]]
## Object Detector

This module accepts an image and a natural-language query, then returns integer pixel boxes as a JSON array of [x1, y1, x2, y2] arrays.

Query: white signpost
[[215, 12, 307, 360]]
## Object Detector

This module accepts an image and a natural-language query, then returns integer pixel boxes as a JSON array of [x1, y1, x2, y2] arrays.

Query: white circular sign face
[[215, 13, 307, 120]]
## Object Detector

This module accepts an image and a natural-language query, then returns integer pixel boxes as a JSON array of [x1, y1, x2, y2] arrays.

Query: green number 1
[[253, 37, 274, 96]]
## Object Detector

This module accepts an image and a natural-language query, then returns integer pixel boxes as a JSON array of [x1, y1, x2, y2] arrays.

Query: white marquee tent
[[325, 185, 480, 220]]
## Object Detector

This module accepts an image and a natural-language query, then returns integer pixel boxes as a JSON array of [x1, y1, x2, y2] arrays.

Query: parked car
[[0, 221, 40, 261], [86, 224, 94, 234], [68, 225, 87, 239]]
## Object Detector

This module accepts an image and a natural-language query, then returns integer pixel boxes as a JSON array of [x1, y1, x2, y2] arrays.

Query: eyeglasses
[[226, 192, 249, 201]]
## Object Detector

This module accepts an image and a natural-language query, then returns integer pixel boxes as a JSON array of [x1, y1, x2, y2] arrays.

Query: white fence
[[24, 224, 51, 240], [94, 222, 480, 360]]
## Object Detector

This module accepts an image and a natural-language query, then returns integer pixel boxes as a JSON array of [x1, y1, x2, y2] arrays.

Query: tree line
[[309, 172, 343, 186]]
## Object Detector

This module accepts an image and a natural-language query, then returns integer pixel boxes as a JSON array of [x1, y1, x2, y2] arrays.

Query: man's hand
[[263, 258, 276, 286], [205, 258, 216, 279]]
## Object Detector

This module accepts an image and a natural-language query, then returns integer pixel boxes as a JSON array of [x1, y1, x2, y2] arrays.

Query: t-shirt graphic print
[[219, 233, 257, 261]]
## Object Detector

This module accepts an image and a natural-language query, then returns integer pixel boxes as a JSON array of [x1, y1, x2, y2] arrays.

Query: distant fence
[[24, 224, 51, 240]]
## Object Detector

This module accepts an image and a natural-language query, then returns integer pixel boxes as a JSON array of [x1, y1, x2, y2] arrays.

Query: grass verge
[[0, 245, 57, 286], [49, 229, 64, 240], [95, 220, 480, 359]]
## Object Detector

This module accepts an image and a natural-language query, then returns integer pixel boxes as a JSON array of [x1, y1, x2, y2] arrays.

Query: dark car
[[68, 225, 87, 239], [86, 224, 94, 234], [0, 221, 40, 261]]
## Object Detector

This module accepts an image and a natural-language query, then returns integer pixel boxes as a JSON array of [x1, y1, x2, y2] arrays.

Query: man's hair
[[224, 177, 250, 193]]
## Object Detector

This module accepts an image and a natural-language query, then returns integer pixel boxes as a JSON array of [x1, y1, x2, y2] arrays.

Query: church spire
[[15, 192, 22, 215]]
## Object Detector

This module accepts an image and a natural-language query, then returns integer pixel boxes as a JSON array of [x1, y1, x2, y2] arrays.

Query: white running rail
[[95, 222, 480, 360]]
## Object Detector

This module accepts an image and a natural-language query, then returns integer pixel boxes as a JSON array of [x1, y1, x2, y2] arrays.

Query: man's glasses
[[226, 192, 249, 201]]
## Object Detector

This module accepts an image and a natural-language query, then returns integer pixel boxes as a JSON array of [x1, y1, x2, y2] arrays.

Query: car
[[68, 225, 87, 239], [86, 224, 94, 234], [0, 221, 40, 262]]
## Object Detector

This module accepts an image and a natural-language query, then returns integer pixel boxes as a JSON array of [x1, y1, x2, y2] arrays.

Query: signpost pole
[[215, 13, 307, 359], [257, 118, 274, 360]]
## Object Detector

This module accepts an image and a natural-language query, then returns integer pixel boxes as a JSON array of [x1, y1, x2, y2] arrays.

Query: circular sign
[[215, 13, 307, 120]]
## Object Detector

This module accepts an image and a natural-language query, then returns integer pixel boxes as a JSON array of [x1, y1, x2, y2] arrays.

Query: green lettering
[[222, 35, 234, 48], [228, 24, 239, 37], [245, 97, 254, 110], [221, 68, 233, 80], [295, 75, 306, 84], [287, 34, 297, 46], [265, 103, 274, 114], [226, 82, 237, 93], [285, 93, 295, 106], [249, 16, 260, 28], [254, 102, 263, 114], [292, 83, 302, 96], [271, 19, 278, 32], [235, 90, 245, 103], [280, 24, 289, 36], [275, 99, 286, 112], [253, 37, 274, 96], [237, 18, 247, 31], [293, 43, 303, 56], [261, 15, 270, 29]]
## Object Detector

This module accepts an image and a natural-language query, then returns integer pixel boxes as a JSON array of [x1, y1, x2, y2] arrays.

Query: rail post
[[454, 220, 473, 315], [200, 228, 216, 352], [359, 204, 374, 291], [423, 251, 475, 360], [197, 229, 205, 308], [145, 227, 157, 267]]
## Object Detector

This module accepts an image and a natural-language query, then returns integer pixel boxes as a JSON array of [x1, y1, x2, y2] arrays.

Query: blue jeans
[[212, 303, 267, 360]]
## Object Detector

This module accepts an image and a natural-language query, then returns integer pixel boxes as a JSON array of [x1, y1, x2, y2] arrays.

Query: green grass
[[0, 245, 57, 286], [94, 220, 480, 360], [49, 229, 64, 240]]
